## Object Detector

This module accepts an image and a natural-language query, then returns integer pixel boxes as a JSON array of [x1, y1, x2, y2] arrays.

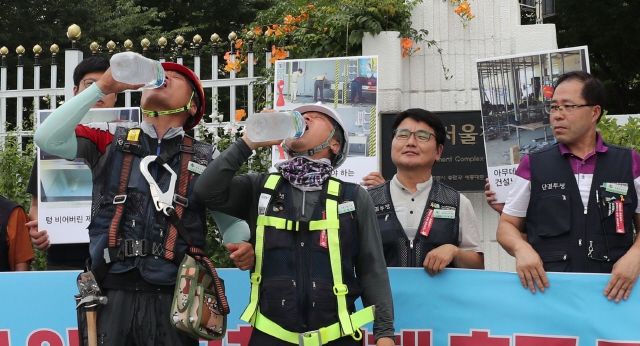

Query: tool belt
[[171, 254, 227, 340]]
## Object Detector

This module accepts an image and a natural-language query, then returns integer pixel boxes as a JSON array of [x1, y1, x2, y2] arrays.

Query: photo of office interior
[[477, 47, 589, 166], [275, 57, 378, 157]]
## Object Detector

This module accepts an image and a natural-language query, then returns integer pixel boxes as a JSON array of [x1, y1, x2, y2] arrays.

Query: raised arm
[[34, 68, 141, 159]]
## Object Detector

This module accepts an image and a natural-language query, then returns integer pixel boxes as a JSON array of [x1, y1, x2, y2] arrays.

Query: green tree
[[546, 1, 640, 115], [249, 0, 428, 58]]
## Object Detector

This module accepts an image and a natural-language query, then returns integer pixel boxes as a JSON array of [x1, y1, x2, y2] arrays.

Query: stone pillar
[[363, 31, 403, 114]]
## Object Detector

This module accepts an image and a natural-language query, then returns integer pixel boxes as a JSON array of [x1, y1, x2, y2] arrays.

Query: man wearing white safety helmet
[[196, 103, 396, 345]]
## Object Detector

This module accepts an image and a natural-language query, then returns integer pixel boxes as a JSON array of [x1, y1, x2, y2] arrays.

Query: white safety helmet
[[289, 102, 349, 168]]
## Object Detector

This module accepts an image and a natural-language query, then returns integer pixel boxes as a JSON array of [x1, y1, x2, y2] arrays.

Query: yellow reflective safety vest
[[241, 174, 374, 345]]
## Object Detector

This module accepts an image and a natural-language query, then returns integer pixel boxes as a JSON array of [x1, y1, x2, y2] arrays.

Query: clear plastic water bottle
[[110, 52, 165, 88], [245, 111, 306, 142]]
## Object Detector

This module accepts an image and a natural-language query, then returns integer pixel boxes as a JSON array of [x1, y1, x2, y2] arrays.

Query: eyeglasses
[[393, 129, 434, 142], [545, 104, 594, 114], [80, 78, 97, 88]]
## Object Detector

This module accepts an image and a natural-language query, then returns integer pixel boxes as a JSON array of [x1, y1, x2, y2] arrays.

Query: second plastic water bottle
[[110, 52, 165, 88], [245, 111, 305, 142]]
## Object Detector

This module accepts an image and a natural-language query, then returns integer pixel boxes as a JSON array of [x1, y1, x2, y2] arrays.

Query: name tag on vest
[[602, 182, 628, 195], [338, 201, 355, 214], [188, 161, 206, 175], [433, 209, 456, 219]]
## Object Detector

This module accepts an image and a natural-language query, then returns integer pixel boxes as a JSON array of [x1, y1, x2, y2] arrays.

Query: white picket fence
[[0, 40, 274, 146]]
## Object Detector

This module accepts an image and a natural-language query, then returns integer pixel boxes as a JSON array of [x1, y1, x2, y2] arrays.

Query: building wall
[[363, 0, 558, 272]]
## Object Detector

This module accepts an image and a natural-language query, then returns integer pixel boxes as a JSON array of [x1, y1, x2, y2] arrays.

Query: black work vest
[[369, 180, 461, 267], [0, 196, 19, 272], [88, 127, 211, 285], [526, 143, 636, 273], [255, 177, 361, 333]]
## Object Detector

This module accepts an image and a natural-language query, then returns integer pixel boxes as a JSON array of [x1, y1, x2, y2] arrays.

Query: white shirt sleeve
[[502, 175, 531, 218], [458, 193, 483, 252]]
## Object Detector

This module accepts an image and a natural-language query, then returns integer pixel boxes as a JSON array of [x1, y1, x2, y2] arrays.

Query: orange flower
[[296, 16, 301, 23], [235, 109, 246, 122], [275, 29, 283, 36], [224, 51, 231, 61], [272, 24, 279, 29], [253, 26, 263, 36], [266, 26, 274, 37], [307, 4, 314, 9], [301, 11, 309, 20], [456, 1, 470, 15], [235, 39, 243, 50], [401, 38, 413, 50], [284, 14, 294, 25], [225, 61, 242, 73], [269, 46, 287, 63], [323, 27, 328, 32], [402, 49, 408, 58]]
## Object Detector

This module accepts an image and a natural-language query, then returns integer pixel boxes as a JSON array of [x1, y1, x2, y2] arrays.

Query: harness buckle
[[113, 195, 127, 204], [179, 144, 196, 154], [173, 194, 189, 208], [298, 330, 322, 346], [250, 273, 262, 285], [123, 239, 148, 257], [333, 284, 348, 296]]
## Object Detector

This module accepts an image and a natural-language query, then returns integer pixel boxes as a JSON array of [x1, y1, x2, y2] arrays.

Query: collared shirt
[[504, 132, 640, 217], [389, 175, 483, 252]]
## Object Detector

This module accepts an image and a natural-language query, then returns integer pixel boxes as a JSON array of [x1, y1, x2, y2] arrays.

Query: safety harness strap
[[240, 174, 281, 323], [108, 128, 141, 248], [163, 136, 193, 262], [325, 179, 353, 336], [256, 215, 340, 231], [242, 174, 362, 342], [253, 306, 374, 345]]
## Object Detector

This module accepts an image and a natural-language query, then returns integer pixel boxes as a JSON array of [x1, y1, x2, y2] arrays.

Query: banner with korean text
[[1, 269, 638, 346]]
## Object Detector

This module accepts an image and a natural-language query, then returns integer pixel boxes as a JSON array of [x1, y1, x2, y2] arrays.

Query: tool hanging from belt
[[75, 271, 108, 346]]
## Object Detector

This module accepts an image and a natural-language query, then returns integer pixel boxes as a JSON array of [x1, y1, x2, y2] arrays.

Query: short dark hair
[[392, 108, 446, 147], [554, 71, 606, 121], [298, 68, 303, 72], [73, 57, 110, 87]]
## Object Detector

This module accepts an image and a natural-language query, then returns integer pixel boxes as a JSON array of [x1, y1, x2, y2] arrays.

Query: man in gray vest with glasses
[[366, 108, 484, 276]]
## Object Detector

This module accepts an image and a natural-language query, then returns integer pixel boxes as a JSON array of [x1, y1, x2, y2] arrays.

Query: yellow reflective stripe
[[254, 311, 299, 344], [258, 215, 301, 230], [265, 174, 280, 190], [325, 187, 353, 336], [242, 174, 280, 322], [240, 221, 266, 323], [328, 179, 340, 197], [253, 306, 375, 345], [308, 219, 340, 231]]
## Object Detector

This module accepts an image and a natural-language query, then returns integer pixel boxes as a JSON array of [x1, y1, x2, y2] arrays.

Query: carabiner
[[139, 155, 178, 215]]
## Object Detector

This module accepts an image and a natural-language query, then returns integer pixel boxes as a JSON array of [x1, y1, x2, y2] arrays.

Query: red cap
[[161, 62, 205, 131]]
